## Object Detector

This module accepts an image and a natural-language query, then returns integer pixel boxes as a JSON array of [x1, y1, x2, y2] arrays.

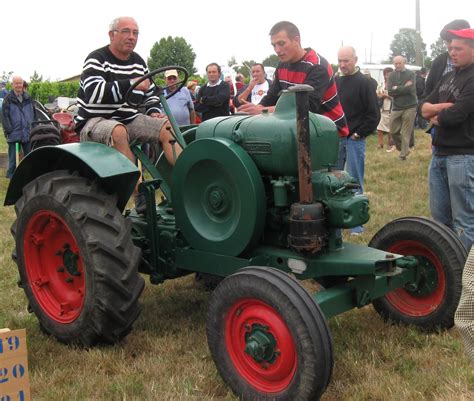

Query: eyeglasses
[[113, 28, 140, 37], [166, 76, 177, 81]]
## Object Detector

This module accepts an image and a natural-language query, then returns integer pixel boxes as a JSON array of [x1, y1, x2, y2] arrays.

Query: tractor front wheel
[[369, 217, 466, 331], [207, 266, 333, 400], [12, 170, 144, 346]]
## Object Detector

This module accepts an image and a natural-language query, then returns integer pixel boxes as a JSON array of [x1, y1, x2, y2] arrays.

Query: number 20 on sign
[[0, 329, 31, 401]]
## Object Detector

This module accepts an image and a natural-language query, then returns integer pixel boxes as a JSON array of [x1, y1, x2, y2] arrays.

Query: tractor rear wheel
[[12, 170, 144, 346], [207, 266, 333, 400], [369, 217, 466, 331]]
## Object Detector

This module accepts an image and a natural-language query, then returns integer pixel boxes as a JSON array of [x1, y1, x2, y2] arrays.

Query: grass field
[[0, 128, 473, 400]]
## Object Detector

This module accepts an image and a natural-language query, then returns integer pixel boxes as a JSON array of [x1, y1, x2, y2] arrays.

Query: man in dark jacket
[[2, 76, 36, 178], [421, 28, 474, 251], [335, 46, 380, 235], [424, 19, 470, 98], [415, 68, 427, 128], [423, 19, 470, 148], [195, 63, 230, 121]]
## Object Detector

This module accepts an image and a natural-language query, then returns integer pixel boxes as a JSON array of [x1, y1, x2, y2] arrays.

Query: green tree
[[262, 54, 279, 68], [1, 70, 13, 82], [30, 70, 43, 83], [430, 37, 446, 59], [28, 81, 79, 104], [147, 36, 196, 75], [234, 60, 257, 79], [227, 56, 237, 68], [424, 56, 433, 69], [389, 28, 426, 65]]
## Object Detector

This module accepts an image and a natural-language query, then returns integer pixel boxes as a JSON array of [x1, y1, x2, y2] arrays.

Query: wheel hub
[[61, 244, 81, 277], [244, 324, 278, 364], [405, 256, 438, 296], [207, 186, 229, 215]]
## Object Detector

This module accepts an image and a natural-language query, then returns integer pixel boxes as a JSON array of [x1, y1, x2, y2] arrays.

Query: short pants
[[79, 114, 168, 146]]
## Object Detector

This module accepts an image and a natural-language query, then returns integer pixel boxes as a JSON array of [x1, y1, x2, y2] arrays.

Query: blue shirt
[[164, 87, 194, 126]]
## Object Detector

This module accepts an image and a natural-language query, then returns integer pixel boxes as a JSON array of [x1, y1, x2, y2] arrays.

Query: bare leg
[[377, 130, 384, 148], [111, 124, 142, 193], [160, 122, 182, 165], [388, 132, 394, 147], [111, 124, 135, 164]]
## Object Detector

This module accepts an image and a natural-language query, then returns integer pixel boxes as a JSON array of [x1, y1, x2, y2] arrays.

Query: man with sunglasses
[[75, 16, 181, 213]]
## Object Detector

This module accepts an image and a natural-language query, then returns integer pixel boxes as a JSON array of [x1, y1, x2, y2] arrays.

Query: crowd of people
[[1, 16, 473, 363]]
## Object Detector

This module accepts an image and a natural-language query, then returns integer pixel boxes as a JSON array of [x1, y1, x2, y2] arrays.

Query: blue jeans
[[337, 136, 366, 234], [337, 136, 365, 194], [6, 142, 30, 178], [429, 154, 474, 251]]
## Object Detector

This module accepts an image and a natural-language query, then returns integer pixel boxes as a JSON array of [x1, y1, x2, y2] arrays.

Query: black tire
[[207, 266, 333, 401], [369, 216, 466, 330], [11, 170, 144, 346]]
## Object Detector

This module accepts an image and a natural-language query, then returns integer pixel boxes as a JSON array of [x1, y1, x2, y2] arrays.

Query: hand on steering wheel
[[125, 66, 189, 108]]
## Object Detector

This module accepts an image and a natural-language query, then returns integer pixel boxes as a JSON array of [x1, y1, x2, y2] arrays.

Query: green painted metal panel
[[250, 243, 401, 279], [176, 248, 252, 276], [175, 242, 402, 280], [4, 142, 140, 211], [172, 138, 266, 257], [316, 268, 417, 318], [195, 91, 339, 176]]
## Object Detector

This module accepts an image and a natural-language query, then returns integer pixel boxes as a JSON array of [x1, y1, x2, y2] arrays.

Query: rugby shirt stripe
[[75, 45, 157, 132]]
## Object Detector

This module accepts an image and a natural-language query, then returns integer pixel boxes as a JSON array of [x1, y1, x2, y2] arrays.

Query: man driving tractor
[[75, 16, 181, 213]]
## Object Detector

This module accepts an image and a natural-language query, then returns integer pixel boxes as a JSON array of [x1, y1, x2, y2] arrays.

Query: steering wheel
[[125, 65, 189, 108]]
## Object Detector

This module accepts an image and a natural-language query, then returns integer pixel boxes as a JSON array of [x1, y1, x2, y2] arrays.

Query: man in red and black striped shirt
[[238, 21, 349, 138]]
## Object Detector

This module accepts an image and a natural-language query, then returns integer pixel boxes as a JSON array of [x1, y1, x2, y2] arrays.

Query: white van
[[358, 63, 422, 86]]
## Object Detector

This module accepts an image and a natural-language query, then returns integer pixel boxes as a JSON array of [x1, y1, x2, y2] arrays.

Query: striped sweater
[[260, 48, 349, 137], [75, 45, 159, 132]]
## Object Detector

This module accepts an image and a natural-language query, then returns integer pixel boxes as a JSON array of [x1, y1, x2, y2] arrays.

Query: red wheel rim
[[23, 210, 85, 323], [386, 240, 445, 316], [225, 298, 297, 393]]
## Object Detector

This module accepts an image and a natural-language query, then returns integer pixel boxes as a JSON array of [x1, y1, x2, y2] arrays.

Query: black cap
[[440, 19, 470, 41]]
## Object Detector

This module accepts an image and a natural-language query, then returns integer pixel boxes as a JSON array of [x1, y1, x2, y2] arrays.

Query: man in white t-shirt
[[234, 63, 271, 107]]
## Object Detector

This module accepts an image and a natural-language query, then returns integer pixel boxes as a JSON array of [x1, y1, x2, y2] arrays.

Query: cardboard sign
[[0, 329, 31, 401]]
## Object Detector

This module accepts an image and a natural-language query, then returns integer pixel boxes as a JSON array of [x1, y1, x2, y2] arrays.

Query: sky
[[2, 0, 473, 82]]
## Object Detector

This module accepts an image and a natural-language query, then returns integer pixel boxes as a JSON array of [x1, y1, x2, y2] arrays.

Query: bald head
[[393, 56, 406, 71], [338, 46, 358, 75]]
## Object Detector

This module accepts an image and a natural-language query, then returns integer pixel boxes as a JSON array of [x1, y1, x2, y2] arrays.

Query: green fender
[[4, 142, 140, 211]]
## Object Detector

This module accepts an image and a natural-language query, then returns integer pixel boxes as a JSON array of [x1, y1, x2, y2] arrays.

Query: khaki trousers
[[390, 107, 417, 158]]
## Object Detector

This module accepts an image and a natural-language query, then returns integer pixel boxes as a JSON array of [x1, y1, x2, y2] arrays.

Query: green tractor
[[4, 67, 466, 400]]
